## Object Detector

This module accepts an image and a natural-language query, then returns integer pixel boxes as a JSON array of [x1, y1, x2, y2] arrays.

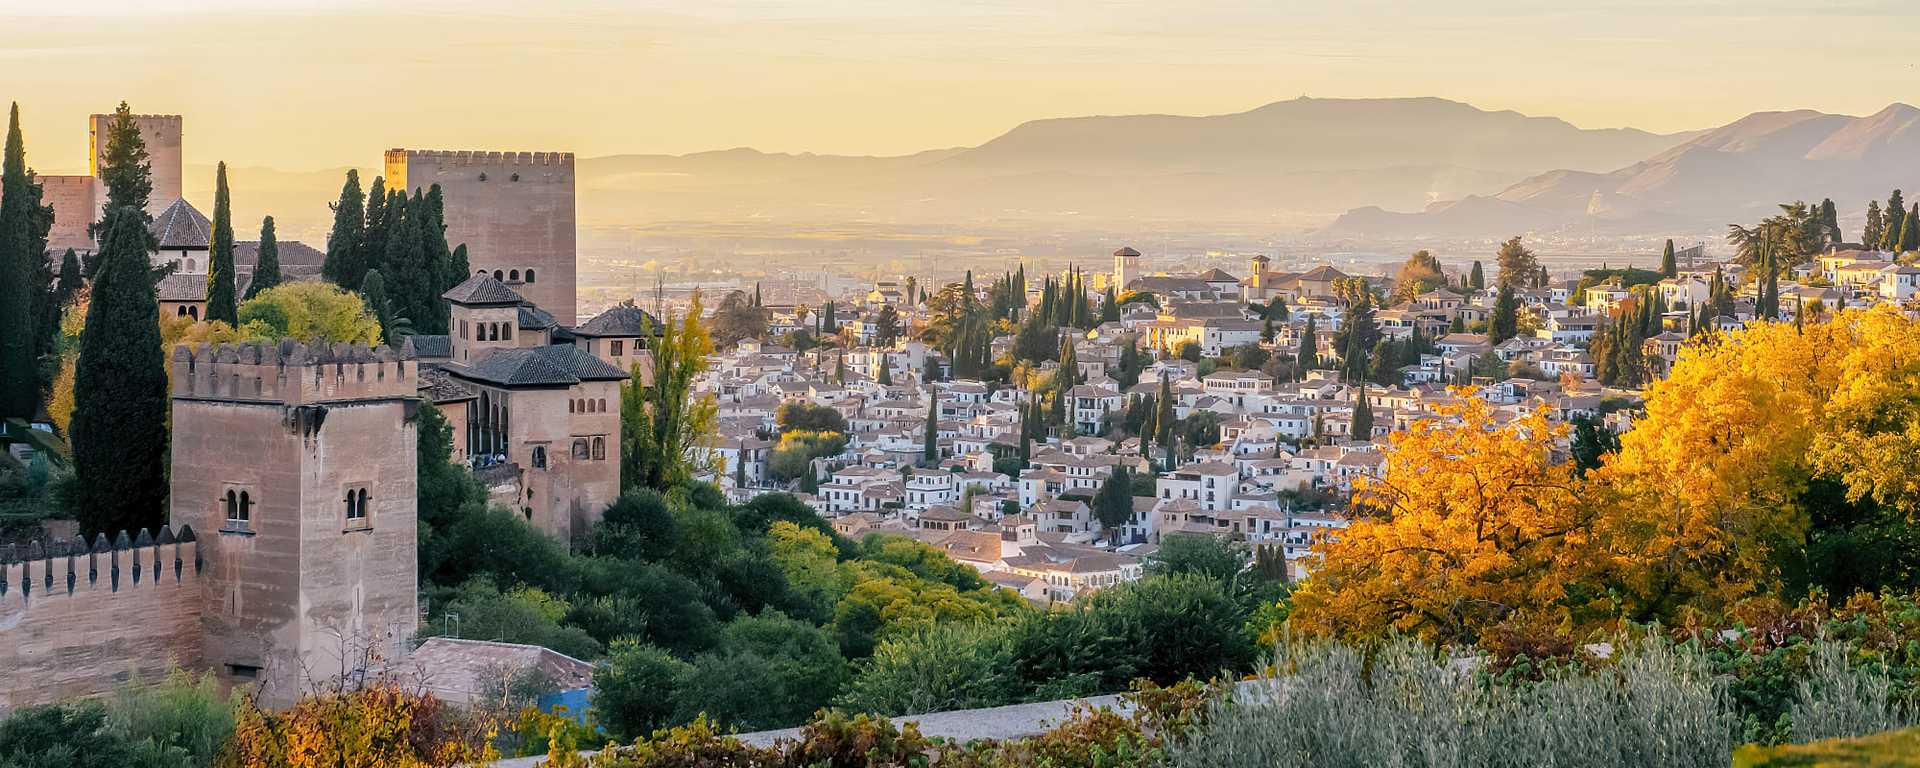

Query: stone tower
[[1248, 254, 1271, 290], [168, 341, 420, 708], [1113, 246, 1140, 293], [89, 113, 183, 220], [384, 149, 577, 322]]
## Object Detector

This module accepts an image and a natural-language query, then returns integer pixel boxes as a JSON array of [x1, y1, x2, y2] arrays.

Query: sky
[[2, 0, 1917, 172]]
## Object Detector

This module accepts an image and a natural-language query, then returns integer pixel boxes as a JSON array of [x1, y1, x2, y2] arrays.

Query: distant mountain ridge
[[1323, 103, 1920, 239], [195, 97, 1704, 239]]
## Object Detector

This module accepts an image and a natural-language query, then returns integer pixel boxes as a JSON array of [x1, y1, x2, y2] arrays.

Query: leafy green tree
[[1495, 236, 1536, 289], [69, 212, 168, 537], [594, 639, 693, 741], [321, 169, 364, 288], [769, 430, 846, 482], [674, 612, 848, 730], [0, 103, 40, 419], [1391, 249, 1446, 302], [1092, 465, 1134, 543], [777, 401, 846, 433], [430, 577, 602, 660], [0, 700, 167, 768], [593, 488, 681, 562], [1568, 414, 1618, 478], [204, 162, 237, 325], [1660, 238, 1677, 278], [622, 292, 716, 490], [237, 282, 382, 345], [837, 622, 1017, 716]]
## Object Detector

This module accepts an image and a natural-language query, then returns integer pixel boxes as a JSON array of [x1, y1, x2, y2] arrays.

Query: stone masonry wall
[[90, 113, 183, 220], [0, 529, 206, 714]]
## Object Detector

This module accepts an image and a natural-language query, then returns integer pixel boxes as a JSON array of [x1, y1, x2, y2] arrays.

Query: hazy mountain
[[192, 98, 1699, 240], [1323, 104, 1920, 239]]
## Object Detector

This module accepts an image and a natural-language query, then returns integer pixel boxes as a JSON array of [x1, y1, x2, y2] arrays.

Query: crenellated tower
[[168, 340, 420, 707]]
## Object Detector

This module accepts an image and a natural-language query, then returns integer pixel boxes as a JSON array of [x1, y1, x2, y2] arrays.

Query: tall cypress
[[923, 394, 939, 465], [421, 184, 454, 333], [321, 169, 364, 287], [244, 216, 281, 300], [1885, 190, 1907, 251], [1351, 393, 1373, 440], [361, 177, 389, 273], [1865, 200, 1884, 250], [361, 269, 393, 344], [1901, 205, 1920, 253], [88, 102, 155, 271], [1299, 314, 1319, 370], [1660, 239, 1677, 278], [53, 248, 82, 308], [1490, 284, 1518, 344], [204, 162, 237, 325], [0, 103, 38, 419], [450, 243, 470, 286], [71, 212, 169, 537], [1468, 260, 1486, 290]]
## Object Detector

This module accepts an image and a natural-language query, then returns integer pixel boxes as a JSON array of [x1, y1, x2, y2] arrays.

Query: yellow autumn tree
[[220, 684, 496, 768], [1291, 397, 1597, 644]]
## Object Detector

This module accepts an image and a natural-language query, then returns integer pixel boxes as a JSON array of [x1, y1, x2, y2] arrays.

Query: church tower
[[168, 341, 420, 707], [1113, 246, 1140, 293]]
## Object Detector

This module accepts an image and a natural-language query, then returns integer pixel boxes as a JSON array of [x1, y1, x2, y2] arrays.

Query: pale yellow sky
[[3, 0, 1915, 171]]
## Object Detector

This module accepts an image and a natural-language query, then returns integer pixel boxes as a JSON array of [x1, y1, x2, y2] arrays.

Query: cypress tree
[[322, 169, 364, 287], [361, 269, 393, 344], [1101, 284, 1120, 323], [71, 212, 169, 536], [1351, 393, 1373, 440], [1660, 238, 1677, 278], [0, 103, 38, 419], [1299, 314, 1319, 369], [1885, 190, 1907, 251], [204, 162, 237, 325], [1820, 198, 1840, 246], [1154, 373, 1175, 470], [384, 189, 432, 332], [1468, 260, 1485, 290], [1865, 200, 1884, 250], [245, 216, 281, 300], [835, 351, 846, 385], [877, 353, 892, 385], [361, 177, 389, 274], [450, 243, 470, 287], [1490, 283, 1518, 344], [420, 185, 453, 333], [87, 102, 155, 271], [53, 248, 82, 308], [923, 394, 939, 465], [1901, 204, 1920, 253]]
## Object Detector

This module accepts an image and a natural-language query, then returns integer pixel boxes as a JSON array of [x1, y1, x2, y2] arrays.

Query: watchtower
[[1113, 246, 1141, 293], [385, 149, 577, 322], [168, 340, 420, 707]]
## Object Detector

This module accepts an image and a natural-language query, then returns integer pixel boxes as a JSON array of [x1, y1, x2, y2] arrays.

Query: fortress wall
[[0, 529, 206, 714]]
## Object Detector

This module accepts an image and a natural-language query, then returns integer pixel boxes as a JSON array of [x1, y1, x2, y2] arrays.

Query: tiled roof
[[150, 198, 211, 249], [575, 302, 661, 337], [155, 272, 207, 302], [518, 304, 560, 331], [233, 239, 325, 268], [417, 365, 476, 403], [443, 274, 526, 306], [402, 334, 452, 360], [452, 344, 629, 387]]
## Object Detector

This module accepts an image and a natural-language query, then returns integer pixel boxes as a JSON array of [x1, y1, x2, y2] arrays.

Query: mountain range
[[189, 98, 1920, 247], [1325, 103, 1920, 239], [190, 97, 1696, 243]]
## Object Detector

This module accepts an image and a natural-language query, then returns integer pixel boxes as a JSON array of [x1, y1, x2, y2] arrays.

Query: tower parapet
[[170, 340, 416, 405]]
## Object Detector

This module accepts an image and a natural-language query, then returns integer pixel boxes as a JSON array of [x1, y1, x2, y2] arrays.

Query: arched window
[[493, 269, 504, 281], [239, 491, 252, 522], [502, 324, 512, 341], [357, 489, 370, 520], [585, 399, 596, 413], [344, 490, 356, 520], [592, 436, 606, 461], [509, 269, 520, 281], [598, 398, 607, 413], [177, 306, 189, 316], [572, 439, 589, 460], [568, 400, 575, 414], [525, 269, 536, 283], [487, 323, 498, 341], [224, 490, 238, 522], [188, 306, 199, 320], [185, 258, 196, 272], [476, 269, 487, 276]]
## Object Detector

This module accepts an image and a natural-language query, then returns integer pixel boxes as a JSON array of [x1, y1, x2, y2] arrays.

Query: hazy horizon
[[8, 0, 1920, 172]]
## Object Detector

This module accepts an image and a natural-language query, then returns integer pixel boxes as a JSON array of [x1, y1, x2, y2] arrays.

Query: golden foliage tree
[[219, 685, 495, 768], [1291, 398, 1594, 644]]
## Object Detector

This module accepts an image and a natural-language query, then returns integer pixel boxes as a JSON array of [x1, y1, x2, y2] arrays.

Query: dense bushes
[[841, 573, 1259, 716], [0, 669, 233, 768]]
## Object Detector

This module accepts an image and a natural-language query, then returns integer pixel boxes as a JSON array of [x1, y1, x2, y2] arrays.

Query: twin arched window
[[224, 490, 253, 529], [525, 269, 536, 283], [344, 488, 370, 525]]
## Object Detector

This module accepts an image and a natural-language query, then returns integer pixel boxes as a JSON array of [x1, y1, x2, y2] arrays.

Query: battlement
[[89, 113, 183, 122], [386, 148, 574, 169], [170, 340, 417, 405], [0, 525, 202, 605]]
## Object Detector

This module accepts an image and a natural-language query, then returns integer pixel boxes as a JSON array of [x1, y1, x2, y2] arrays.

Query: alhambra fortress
[[0, 113, 638, 710]]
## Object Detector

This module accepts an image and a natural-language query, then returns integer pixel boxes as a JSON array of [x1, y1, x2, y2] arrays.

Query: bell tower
[[1113, 246, 1140, 293]]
